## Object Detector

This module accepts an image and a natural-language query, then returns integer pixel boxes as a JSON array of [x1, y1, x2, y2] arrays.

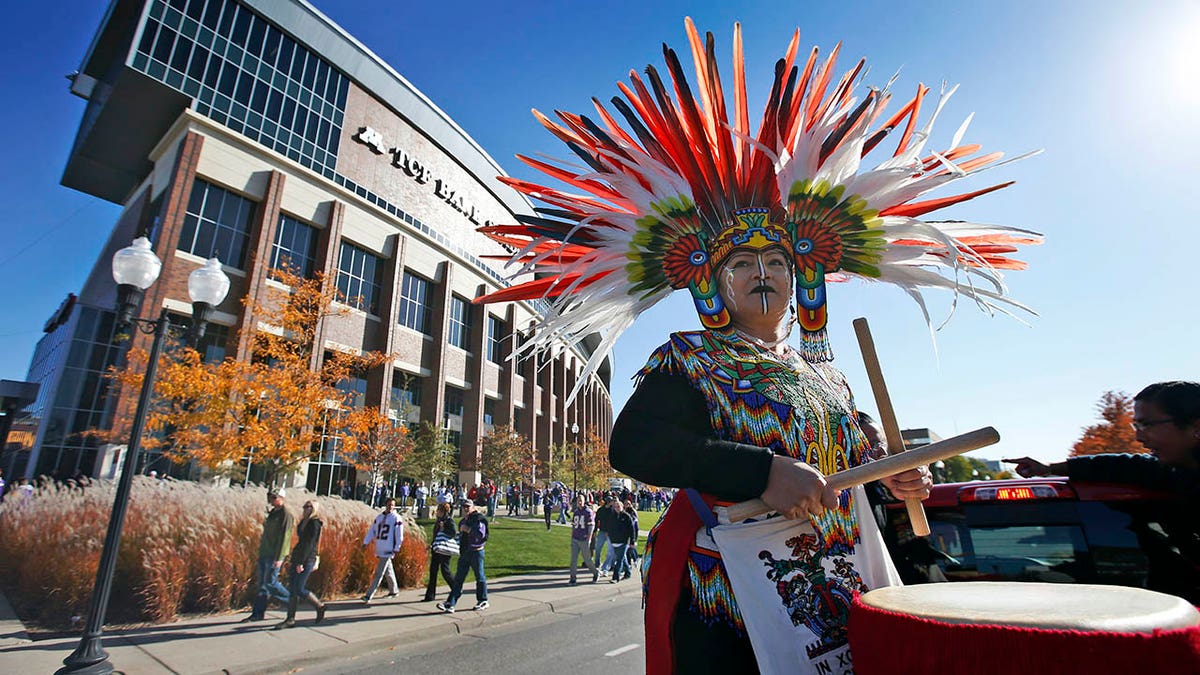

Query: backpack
[[465, 514, 488, 549]]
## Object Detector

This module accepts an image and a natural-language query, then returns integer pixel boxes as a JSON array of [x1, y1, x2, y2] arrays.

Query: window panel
[[399, 271, 433, 335], [178, 179, 253, 269], [335, 242, 382, 314], [448, 295, 472, 349], [270, 214, 317, 277], [487, 315, 505, 364]]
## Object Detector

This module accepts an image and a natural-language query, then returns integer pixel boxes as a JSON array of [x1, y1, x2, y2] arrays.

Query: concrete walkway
[[0, 570, 641, 675]]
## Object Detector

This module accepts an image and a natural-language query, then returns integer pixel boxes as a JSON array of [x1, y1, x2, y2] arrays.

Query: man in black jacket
[[593, 495, 617, 576], [607, 500, 638, 583]]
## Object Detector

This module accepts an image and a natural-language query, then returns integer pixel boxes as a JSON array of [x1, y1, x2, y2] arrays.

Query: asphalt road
[[304, 592, 645, 675]]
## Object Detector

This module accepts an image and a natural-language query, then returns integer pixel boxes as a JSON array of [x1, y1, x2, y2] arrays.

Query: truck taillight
[[959, 484, 1075, 503]]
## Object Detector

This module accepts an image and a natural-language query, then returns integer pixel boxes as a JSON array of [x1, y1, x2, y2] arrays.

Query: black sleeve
[[609, 371, 775, 502], [1066, 454, 1189, 494]]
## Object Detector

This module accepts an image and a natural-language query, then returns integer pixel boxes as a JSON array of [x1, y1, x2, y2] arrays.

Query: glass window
[[483, 398, 496, 426], [337, 375, 368, 409], [486, 315, 505, 364], [448, 295, 472, 349], [390, 372, 423, 420], [399, 271, 433, 335], [444, 386, 465, 418], [134, 0, 347, 178], [335, 242, 383, 314], [178, 178, 254, 268], [270, 214, 317, 277]]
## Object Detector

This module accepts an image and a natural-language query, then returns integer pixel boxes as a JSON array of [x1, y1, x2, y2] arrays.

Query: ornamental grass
[[0, 478, 426, 628]]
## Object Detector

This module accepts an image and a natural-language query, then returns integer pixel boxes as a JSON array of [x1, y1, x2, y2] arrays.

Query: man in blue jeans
[[438, 500, 489, 613], [607, 499, 637, 583], [240, 488, 294, 622], [593, 494, 616, 575]]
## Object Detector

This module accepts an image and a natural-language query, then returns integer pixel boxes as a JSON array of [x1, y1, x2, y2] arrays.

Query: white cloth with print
[[709, 486, 901, 675]]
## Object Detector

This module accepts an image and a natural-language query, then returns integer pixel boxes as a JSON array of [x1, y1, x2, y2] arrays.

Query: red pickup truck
[[880, 477, 1186, 594]]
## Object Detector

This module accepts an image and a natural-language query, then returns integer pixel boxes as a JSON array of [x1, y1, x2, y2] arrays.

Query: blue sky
[[1, 1, 1197, 466]]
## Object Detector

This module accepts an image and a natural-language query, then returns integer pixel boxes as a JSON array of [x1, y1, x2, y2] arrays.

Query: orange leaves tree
[[340, 407, 414, 492], [569, 426, 615, 490], [1071, 390, 1147, 457], [479, 425, 534, 488], [104, 269, 389, 485]]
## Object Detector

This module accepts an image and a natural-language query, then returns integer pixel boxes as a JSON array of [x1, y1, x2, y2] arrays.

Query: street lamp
[[59, 238, 229, 675], [570, 422, 580, 495]]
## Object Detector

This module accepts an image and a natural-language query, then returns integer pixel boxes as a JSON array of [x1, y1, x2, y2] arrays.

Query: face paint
[[757, 254, 769, 315], [721, 265, 739, 312]]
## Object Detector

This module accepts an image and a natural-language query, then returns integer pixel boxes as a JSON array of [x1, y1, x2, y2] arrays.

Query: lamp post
[[59, 238, 229, 675], [570, 422, 580, 495]]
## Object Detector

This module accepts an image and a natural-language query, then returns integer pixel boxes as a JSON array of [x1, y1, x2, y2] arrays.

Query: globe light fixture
[[111, 237, 162, 326]]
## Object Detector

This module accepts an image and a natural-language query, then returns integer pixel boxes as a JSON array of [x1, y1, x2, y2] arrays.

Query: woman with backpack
[[424, 502, 458, 601], [437, 501, 489, 613]]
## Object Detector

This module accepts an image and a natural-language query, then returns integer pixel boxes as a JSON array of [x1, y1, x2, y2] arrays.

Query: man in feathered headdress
[[474, 18, 1040, 674]]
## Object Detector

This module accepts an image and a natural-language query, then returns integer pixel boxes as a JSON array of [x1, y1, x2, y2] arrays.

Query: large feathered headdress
[[476, 19, 1042, 402]]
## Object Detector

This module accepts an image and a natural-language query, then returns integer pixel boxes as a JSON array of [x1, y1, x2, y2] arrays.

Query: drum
[[849, 582, 1200, 675]]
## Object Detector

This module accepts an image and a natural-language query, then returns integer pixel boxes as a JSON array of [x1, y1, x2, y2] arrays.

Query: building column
[[233, 170, 286, 361], [536, 351, 554, 482], [111, 131, 206, 433], [495, 304, 517, 428], [420, 261, 452, 434], [460, 284, 488, 475], [370, 234, 407, 413], [309, 200, 345, 371]]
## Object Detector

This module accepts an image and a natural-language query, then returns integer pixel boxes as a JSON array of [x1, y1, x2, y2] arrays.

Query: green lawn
[[416, 509, 666, 588]]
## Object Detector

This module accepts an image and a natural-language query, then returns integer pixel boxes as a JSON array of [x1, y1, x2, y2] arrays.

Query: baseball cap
[[268, 487, 286, 499]]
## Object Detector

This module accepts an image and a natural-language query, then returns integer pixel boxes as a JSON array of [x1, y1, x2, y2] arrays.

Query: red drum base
[[849, 582, 1200, 675]]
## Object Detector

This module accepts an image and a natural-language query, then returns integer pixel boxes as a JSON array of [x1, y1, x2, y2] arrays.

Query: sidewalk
[[0, 569, 641, 675]]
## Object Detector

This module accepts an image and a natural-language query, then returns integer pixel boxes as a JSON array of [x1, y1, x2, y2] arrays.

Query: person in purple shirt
[[568, 495, 600, 585]]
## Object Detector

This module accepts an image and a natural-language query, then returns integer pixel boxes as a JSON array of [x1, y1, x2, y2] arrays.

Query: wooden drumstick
[[852, 317, 930, 536], [720, 427, 1000, 523]]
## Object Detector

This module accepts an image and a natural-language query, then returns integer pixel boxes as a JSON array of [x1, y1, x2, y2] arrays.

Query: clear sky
[[1, 1, 1197, 467]]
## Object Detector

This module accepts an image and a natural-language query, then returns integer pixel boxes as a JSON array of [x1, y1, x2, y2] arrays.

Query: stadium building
[[5, 0, 614, 493]]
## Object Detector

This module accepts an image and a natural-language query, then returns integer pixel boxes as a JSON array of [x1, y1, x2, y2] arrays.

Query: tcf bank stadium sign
[[352, 126, 493, 227]]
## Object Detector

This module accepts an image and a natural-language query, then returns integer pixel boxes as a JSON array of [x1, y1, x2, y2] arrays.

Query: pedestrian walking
[[608, 499, 637, 583], [568, 495, 599, 585], [424, 502, 458, 601], [240, 488, 294, 623], [362, 498, 403, 604], [593, 495, 616, 575], [415, 481, 428, 512], [275, 500, 326, 629], [437, 501, 489, 613], [543, 488, 553, 530]]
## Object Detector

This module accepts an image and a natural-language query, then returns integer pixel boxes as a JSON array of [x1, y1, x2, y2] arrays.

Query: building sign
[[353, 126, 491, 227]]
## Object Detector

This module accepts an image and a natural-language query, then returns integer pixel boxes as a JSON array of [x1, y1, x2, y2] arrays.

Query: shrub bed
[[0, 479, 427, 628]]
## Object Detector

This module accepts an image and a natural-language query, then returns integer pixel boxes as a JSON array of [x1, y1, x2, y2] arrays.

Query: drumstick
[[852, 317, 930, 536], [720, 426, 1000, 523]]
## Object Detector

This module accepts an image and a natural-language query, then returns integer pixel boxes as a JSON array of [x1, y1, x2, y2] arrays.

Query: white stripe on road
[[605, 643, 640, 657]]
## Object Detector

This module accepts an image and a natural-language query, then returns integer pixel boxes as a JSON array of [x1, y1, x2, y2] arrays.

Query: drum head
[[860, 582, 1200, 633]]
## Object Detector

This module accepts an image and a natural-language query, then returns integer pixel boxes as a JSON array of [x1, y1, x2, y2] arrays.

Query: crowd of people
[[237, 476, 669, 628]]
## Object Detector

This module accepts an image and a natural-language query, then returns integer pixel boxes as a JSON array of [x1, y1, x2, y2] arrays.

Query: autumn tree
[[479, 425, 534, 488], [1071, 391, 1147, 457], [101, 268, 387, 486], [401, 421, 458, 486], [340, 407, 414, 493], [569, 426, 615, 490]]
